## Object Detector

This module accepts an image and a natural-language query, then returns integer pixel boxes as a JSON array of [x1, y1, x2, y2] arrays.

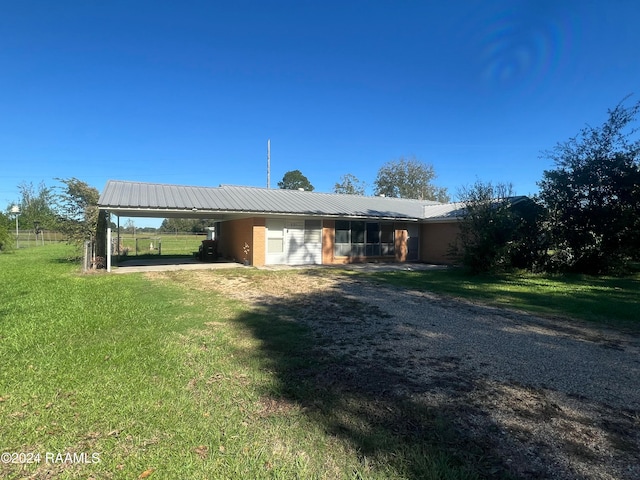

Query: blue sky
[[1, 0, 639, 227]]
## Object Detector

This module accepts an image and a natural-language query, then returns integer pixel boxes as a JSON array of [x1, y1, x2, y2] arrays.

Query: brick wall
[[218, 217, 266, 266], [419, 222, 460, 264], [252, 218, 266, 267]]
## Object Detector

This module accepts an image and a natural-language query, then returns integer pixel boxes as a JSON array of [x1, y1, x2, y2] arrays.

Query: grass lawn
[[1, 245, 487, 479], [3, 246, 636, 479], [357, 268, 640, 331], [115, 233, 205, 257]]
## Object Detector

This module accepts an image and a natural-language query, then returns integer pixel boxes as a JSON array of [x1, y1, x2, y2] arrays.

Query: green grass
[[3, 246, 636, 478], [1, 246, 492, 479], [358, 268, 640, 331], [115, 233, 206, 256]]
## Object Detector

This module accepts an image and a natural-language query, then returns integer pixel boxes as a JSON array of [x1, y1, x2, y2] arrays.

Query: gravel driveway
[[328, 279, 640, 479], [162, 269, 640, 479]]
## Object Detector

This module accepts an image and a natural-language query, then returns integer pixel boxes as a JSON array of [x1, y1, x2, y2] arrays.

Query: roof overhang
[[100, 206, 422, 223]]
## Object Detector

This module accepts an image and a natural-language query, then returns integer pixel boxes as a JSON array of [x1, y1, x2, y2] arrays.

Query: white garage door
[[286, 220, 322, 265], [265, 219, 322, 265]]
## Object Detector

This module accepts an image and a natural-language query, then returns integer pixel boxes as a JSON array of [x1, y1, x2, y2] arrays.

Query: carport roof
[[98, 180, 467, 221]]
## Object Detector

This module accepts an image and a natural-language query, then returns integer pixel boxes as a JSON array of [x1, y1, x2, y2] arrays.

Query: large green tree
[[333, 173, 366, 195], [374, 157, 449, 202], [54, 177, 100, 243], [16, 181, 57, 232], [277, 170, 314, 191], [538, 98, 640, 273], [453, 181, 544, 273]]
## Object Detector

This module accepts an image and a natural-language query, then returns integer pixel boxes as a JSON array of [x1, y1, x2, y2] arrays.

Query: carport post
[[107, 227, 112, 272]]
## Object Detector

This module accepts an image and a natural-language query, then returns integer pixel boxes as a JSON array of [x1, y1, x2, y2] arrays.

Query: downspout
[[117, 215, 120, 260], [107, 228, 112, 272]]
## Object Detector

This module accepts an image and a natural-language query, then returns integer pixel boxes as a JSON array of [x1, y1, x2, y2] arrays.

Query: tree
[[334, 173, 366, 195], [0, 211, 13, 252], [538, 98, 640, 273], [16, 182, 57, 232], [373, 156, 449, 201], [123, 219, 136, 234], [54, 178, 100, 244], [453, 181, 543, 273], [277, 170, 314, 191]]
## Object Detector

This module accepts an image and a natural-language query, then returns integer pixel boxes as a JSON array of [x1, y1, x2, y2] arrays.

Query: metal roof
[[98, 180, 466, 221], [421, 202, 467, 221]]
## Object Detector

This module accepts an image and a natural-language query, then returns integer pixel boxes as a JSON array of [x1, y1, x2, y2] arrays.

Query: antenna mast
[[267, 139, 271, 189]]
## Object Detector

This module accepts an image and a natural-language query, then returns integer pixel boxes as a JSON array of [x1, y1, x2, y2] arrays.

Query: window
[[366, 222, 381, 256], [267, 238, 283, 253], [267, 223, 284, 253], [351, 221, 365, 256], [381, 224, 395, 255], [334, 221, 394, 257], [335, 221, 351, 256]]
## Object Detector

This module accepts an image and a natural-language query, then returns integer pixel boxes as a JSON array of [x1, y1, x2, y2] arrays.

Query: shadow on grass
[[233, 292, 514, 479], [44, 251, 83, 264]]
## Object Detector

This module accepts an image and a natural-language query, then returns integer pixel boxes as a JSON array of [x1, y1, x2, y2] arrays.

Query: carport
[[97, 180, 252, 272]]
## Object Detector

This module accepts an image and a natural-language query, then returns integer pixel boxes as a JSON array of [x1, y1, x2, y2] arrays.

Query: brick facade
[[217, 216, 460, 266], [419, 222, 460, 264]]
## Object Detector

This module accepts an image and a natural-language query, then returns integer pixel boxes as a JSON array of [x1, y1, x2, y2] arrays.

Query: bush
[[453, 181, 545, 274], [538, 98, 640, 274], [0, 213, 13, 252]]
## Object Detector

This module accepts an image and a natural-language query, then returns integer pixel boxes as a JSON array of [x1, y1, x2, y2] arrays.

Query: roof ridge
[[219, 184, 444, 203], [109, 179, 217, 189]]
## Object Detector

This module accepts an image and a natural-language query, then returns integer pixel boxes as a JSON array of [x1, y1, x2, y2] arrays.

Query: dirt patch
[[153, 269, 640, 480]]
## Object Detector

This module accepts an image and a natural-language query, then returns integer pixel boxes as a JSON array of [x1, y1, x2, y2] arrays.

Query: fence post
[[83, 240, 89, 273]]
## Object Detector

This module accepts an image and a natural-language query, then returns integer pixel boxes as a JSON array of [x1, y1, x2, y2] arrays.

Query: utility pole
[[267, 139, 271, 189]]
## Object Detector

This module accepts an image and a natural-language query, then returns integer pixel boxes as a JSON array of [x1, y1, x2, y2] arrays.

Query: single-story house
[[98, 180, 469, 267]]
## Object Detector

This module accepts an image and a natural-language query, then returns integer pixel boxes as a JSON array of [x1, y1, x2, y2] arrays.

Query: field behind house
[[114, 232, 206, 257]]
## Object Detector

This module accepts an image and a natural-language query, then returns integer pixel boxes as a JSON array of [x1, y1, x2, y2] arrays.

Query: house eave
[[99, 204, 421, 222]]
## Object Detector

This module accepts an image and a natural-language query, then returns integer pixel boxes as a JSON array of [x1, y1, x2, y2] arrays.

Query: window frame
[[334, 221, 394, 258]]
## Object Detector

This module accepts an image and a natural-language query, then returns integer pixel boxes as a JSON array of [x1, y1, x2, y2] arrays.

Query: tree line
[[0, 178, 104, 253], [277, 158, 451, 202]]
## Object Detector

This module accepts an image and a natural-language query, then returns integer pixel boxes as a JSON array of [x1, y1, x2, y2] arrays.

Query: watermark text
[[1, 452, 101, 464]]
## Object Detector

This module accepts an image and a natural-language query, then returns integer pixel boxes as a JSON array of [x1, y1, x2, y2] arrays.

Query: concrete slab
[[110, 257, 449, 274], [111, 257, 245, 274], [256, 262, 450, 272]]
